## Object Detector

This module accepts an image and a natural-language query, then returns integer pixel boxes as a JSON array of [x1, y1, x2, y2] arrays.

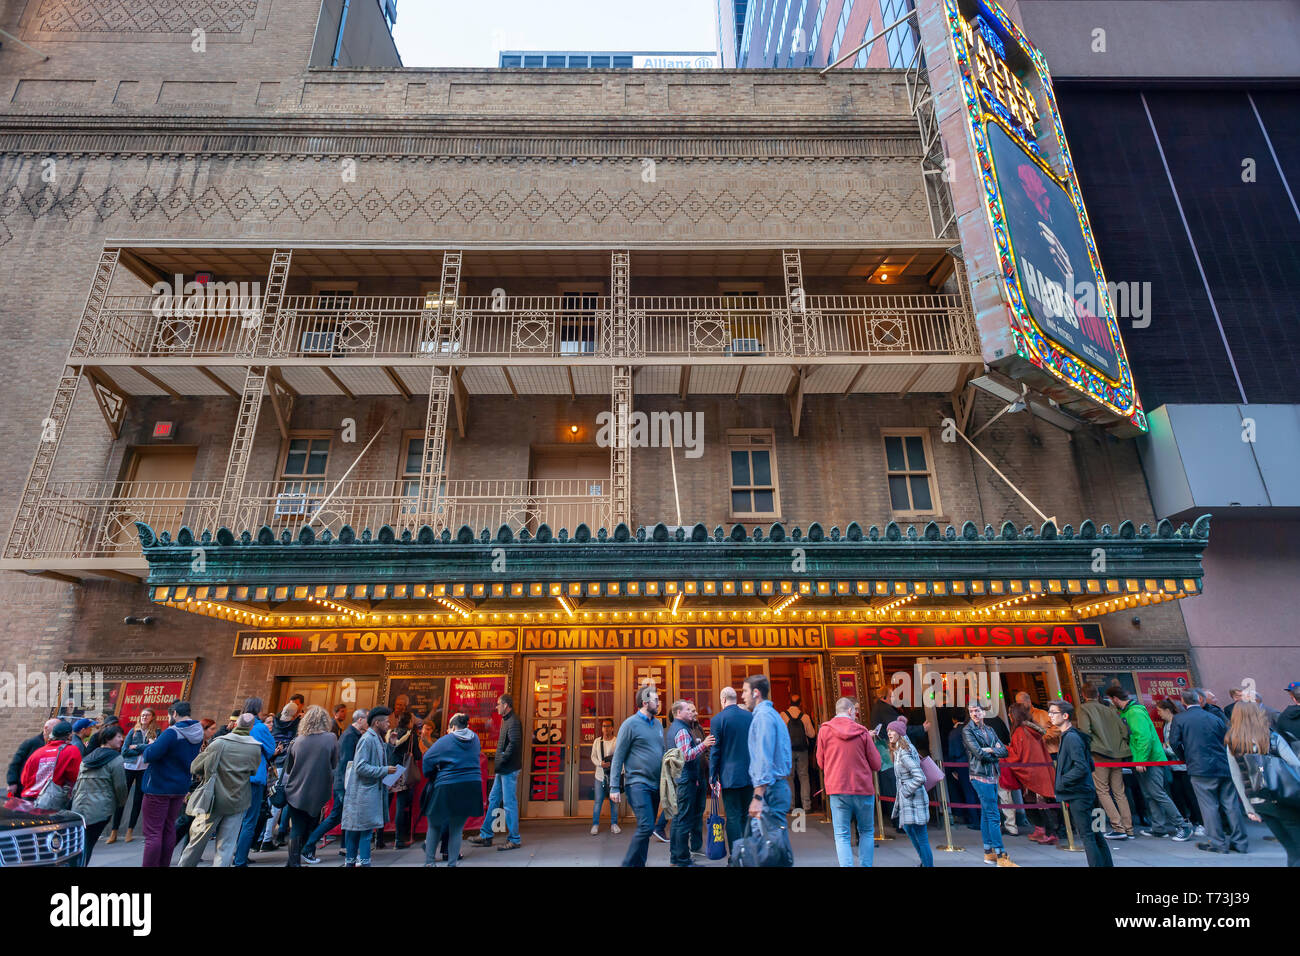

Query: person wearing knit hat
[[815, 697, 882, 867], [887, 718, 933, 866]]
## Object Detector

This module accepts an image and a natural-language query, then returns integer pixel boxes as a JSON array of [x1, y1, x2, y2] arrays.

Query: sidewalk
[[86, 814, 1285, 867]]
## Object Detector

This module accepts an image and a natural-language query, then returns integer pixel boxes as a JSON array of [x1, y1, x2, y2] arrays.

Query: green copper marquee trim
[[135, 516, 1209, 588]]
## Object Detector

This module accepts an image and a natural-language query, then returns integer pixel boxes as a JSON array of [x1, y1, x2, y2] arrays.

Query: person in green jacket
[[71, 724, 127, 865], [1106, 686, 1192, 841], [1077, 683, 1134, 839]]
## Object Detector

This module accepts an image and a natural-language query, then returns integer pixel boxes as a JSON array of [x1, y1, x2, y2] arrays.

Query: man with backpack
[[781, 693, 816, 812]]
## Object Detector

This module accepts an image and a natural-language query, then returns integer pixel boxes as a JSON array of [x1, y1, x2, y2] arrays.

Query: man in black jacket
[[469, 693, 524, 851], [710, 686, 754, 849], [6, 718, 59, 796], [303, 708, 367, 862], [1048, 700, 1113, 867], [1278, 683, 1300, 746]]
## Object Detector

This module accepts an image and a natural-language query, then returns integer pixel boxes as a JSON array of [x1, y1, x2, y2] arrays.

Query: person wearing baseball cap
[[340, 705, 395, 867], [1279, 683, 1300, 747], [71, 718, 96, 756], [19, 721, 81, 807]]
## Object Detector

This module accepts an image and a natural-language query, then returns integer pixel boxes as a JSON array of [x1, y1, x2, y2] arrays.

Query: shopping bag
[[705, 793, 727, 860]]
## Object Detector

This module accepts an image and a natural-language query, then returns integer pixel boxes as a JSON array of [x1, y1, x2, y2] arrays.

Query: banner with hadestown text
[[233, 622, 1103, 656]]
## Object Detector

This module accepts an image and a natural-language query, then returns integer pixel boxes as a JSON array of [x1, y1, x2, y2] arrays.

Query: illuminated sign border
[[946, 0, 1146, 432]]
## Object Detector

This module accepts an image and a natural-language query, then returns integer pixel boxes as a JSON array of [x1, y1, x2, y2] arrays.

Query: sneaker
[[996, 852, 1018, 867], [1194, 825, 1206, 837], [1004, 826, 1019, 836], [1103, 830, 1127, 841], [301, 852, 321, 865], [611, 824, 622, 834], [497, 841, 521, 852], [466, 837, 493, 847], [1125, 832, 1137, 840], [652, 829, 668, 843], [983, 850, 997, 865], [590, 825, 600, 835], [1196, 842, 1226, 854], [1139, 829, 1169, 838], [1172, 826, 1193, 842]]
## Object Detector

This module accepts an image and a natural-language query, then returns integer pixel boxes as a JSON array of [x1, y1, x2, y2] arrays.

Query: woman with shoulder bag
[[107, 707, 156, 845], [1226, 700, 1300, 865], [888, 719, 933, 866]]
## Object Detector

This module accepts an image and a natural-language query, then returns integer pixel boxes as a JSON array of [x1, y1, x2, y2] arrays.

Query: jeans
[[232, 781, 265, 866], [788, 749, 812, 811], [828, 793, 875, 867], [1137, 767, 1187, 834], [285, 805, 318, 866], [343, 828, 373, 865], [426, 815, 467, 866], [394, 787, 416, 845], [670, 776, 702, 865], [1064, 794, 1114, 867], [904, 822, 934, 866], [140, 793, 185, 867], [179, 811, 243, 867], [1259, 805, 1300, 866], [477, 770, 520, 843], [1190, 774, 1249, 852], [972, 779, 1003, 852], [721, 786, 754, 848], [83, 819, 109, 866], [760, 778, 793, 865], [621, 783, 657, 867], [999, 786, 1030, 830], [112, 767, 146, 831], [592, 777, 618, 826], [306, 783, 344, 853]]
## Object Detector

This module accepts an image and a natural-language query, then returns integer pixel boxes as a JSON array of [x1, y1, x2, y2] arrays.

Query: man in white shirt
[[590, 718, 621, 834]]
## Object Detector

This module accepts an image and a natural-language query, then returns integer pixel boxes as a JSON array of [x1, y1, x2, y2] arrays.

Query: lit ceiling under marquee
[[944, 0, 1146, 433]]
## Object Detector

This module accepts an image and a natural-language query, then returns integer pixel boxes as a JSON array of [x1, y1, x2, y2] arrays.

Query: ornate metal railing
[[74, 293, 978, 361]]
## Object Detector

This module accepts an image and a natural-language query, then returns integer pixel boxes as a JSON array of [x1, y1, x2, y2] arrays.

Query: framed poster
[[59, 660, 197, 728]]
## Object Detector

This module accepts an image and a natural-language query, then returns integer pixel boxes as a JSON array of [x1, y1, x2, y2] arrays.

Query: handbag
[[1243, 742, 1300, 810], [186, 775, 216, 817], [705, 792, 727, 860], [33, 743, 71, 811], [728, 811, 793, 867], [920, 755, 945, 791]]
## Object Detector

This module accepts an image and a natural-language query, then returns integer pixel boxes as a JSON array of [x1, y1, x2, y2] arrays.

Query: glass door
[[725, 658, 769, 697], [524, 659, 572, 817], [674, 659, 719, 731], [575, 660, 622, 820], [629, 658, 673, 731]]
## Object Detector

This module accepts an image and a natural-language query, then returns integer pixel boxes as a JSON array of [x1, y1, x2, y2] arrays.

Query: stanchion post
[[872, 770, 894, 842], [935, 774, 963, 852], [1059, 800, 1083, 852]]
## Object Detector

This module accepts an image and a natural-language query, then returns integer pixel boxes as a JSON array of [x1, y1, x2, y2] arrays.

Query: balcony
[[4, 478, 611, 570], [72, 291, 977, 373]]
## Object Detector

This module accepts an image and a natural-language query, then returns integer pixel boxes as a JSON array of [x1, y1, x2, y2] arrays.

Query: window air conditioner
[[726, 338, 764, 355], [274, 493, 311, 516], [301, 330, 334, 353]]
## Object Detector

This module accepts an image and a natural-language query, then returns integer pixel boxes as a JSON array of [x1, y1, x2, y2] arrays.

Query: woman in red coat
[[1007, 702, 1062, 844]]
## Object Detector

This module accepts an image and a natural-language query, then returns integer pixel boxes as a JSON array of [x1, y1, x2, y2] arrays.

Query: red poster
[[1137, 672, 1192, 738], [837, 671, 860, 701], [448, 675, 506, 753], [119, 681, 186, 729]]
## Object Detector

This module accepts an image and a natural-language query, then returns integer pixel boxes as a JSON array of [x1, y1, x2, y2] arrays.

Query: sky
[[391, 0, 719, 67]]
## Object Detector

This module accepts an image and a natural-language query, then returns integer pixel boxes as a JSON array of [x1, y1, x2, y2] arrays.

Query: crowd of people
[[6, 677, 1298, 867]]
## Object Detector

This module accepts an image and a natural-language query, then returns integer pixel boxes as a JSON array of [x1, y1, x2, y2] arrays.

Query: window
[[303, 285, 354, 353], [612, 55, 633, 68], [524, 55, 544, 67], [398, 433, 444, 519], [560, 290, 599, 354], [590, 55, 611, 67], [277, 434, 330, 514], [829, 0, 855, 64], [854, 18, 874, 67], [882, 429, 939, 516], [545, 55, 566, 68], [500, 55, 522, 67], [728, 430, 780, 518], [805, 0, 828, 65], [881, 0, 919, 68], [785, 0, 808, 66]]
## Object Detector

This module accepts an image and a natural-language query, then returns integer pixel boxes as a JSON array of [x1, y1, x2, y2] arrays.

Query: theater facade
[[0, 0, 1208, 817]]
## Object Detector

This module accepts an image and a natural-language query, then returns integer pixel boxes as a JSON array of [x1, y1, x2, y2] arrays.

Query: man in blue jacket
[[709, 686, 753, 849], [140, 700, 204, 867], [231, 696, 277, 867], [1168, 688, 1248, 854]]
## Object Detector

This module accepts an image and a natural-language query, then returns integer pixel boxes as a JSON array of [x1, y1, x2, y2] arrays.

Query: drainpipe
[[331, 0, 352, 67]]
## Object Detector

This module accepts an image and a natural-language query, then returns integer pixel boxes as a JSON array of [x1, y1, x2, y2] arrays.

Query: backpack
[[785, 710, 809, 751]]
